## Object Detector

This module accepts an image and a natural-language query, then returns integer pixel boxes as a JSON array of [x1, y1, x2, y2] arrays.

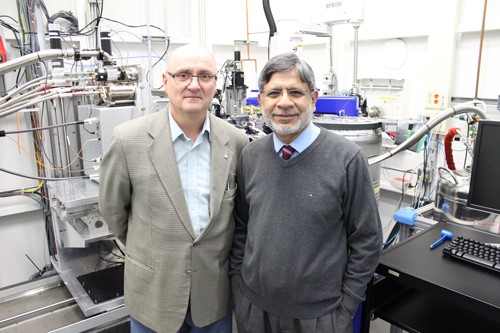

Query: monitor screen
[[467, 120, 500, 215]]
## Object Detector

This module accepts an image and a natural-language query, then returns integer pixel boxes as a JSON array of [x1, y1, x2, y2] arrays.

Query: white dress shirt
[[272, 122, 321, 158], [170, 111, 211, 237]]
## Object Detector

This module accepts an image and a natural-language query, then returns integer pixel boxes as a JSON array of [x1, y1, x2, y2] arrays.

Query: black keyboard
[[443, 236, 500, 273]]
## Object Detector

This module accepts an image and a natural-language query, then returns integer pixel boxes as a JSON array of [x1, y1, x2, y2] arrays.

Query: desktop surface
[[372, 221, 500, 331]]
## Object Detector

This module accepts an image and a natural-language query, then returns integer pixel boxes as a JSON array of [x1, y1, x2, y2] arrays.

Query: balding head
[[166, 44, 217, 74]]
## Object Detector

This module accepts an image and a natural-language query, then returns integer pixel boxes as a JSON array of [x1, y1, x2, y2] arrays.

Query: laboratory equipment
[[314, 96, 360, 116], [0, 40, 153, 318], [224, 50, 247, 116], [434, 120, 500, 232], [313, 117, 382, 200]]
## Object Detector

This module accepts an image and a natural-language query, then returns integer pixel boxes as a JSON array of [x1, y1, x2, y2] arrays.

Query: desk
[[363, 222, 500, 333]]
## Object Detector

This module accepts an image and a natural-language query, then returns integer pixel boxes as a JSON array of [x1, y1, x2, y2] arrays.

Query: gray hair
[[258, 52, 316, 92]]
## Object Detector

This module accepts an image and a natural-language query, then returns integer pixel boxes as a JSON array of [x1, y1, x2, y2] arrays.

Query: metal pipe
[[368, 104, 488, 165], [145, 0, 153, 85], [352, 26, 359, 87], [0, 49, 112, 76], [474, 0, 488, 99], [241, 0, 258, 76], [328, 24, 334, 73]]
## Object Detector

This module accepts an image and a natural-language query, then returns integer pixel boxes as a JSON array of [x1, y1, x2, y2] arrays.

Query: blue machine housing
[[246, 96, 259, 106], [314, 96, 359, 116], [245, 95, 359, 117]]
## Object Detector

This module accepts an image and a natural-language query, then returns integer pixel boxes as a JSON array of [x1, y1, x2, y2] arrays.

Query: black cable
[[2, 120, 85, 135], [218, 59, 232, 97], [36, 56, 49, 93], [0, 84, 21, 94], [100, 16, 165, 33], [438, 167, 458, 184], [417, 136, 429, 207], [113, 240, 125, 257], [1, 19, 20, 33], [43, 201, 57, 258], [0, 15, 19, 24], [94, 0, 103, 49], [76, 0, 103, 39], [101, 240, 124, 260], [0, 166, 89, 181], [77, 16, 100, 36], [218, 59, 230, 74], [0, 192, 46, 209], [77, 13, 166, 40], [415, 137, 429, 208], [15, 68, 26, 89], [82, 96, 96, 135], [463, 121, 471, 169], [385, 170, 414, 248], [384, 223, 400, 249], [395, 169, 413, 211], [146, 39, 170, 87], [37, 0, 50, 21], [97, 241, 124, 264], [1, 19, 23, 58], [37, 102, 62, 169], [25, 253, 42, 274], [29, 263, 53, 280]]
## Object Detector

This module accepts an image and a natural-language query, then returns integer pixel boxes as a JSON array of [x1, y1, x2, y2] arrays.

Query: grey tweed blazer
[[98, 107, 248, 333]]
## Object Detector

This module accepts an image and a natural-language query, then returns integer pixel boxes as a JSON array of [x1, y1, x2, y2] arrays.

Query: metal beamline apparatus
[[0, 13, 157, 329]]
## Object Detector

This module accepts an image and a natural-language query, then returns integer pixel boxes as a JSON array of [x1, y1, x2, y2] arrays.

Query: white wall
[[0, 209, 50, 287], [1, 0, 499, 287]]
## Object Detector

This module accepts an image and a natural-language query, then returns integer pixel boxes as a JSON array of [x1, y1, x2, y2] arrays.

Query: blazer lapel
[[148, 109, 196, 239], [207, 114, 233, 230]]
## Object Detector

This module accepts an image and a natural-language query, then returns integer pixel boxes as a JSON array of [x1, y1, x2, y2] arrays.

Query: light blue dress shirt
[[273, 122, 321, 158], [170, 112, 211, 237]]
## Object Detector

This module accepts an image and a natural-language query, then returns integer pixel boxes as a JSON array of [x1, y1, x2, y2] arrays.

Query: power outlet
[[426, 90, 449, 110]]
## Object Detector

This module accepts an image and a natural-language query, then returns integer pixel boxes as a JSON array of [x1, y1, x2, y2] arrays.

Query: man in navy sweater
[[230, 52, 383, 333]]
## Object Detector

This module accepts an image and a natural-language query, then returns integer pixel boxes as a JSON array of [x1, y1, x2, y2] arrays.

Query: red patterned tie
[[281, 145, 295, 160]]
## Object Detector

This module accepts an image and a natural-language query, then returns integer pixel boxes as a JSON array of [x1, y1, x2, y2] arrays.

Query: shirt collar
[[273, 122, 320, 153], [169, 111, 211, 142]]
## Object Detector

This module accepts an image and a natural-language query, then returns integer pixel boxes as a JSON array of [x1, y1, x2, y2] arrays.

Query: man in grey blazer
[[99, 44, 248, 333]]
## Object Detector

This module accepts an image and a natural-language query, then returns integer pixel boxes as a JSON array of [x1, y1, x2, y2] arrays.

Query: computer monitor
[[467, 119, 500, 215]]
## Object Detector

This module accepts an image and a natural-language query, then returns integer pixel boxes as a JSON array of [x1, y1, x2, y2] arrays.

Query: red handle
[[444, 128, 460, 170]]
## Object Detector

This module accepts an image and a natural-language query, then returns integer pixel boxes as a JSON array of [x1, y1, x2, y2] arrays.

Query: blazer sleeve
[[98, 127, 132, 245], [229, 152, 249, 277]]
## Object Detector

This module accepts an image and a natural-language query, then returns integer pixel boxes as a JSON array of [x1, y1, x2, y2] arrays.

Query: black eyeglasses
[[167, 71, 217, 84], [261, 88, 314, 100]]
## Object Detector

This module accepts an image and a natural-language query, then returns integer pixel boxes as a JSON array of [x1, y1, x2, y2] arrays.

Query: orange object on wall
[[0, 36, 7, 63]]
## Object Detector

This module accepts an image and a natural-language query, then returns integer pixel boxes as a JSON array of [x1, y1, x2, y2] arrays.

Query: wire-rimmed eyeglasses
[[261, 88, 314, 100], [167, 71, 217, 84]]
